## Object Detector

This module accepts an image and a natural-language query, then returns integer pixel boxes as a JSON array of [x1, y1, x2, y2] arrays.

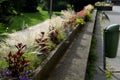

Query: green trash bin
[[104, 24, 120, 58]]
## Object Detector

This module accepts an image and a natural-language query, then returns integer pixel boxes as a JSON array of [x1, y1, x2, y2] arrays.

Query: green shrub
[[21, 0, 39, 12]]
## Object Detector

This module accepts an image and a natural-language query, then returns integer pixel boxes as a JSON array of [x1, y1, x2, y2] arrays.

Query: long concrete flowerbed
[[33, 10, 97, 80], [0, 4, 97, 80]]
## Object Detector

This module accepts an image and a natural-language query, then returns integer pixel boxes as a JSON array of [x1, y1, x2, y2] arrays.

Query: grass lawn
[[0, 6, 61, 35], [8, 7, 50, 33], [9, 12, 49, 32]]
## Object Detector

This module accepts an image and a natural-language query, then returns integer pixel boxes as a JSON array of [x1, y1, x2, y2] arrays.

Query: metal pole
[[103, 29, 106, 70], [50, 0, 53, 19]]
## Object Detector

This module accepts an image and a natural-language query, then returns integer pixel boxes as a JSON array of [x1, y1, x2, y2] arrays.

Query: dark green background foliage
[[0, 0, 99, 29], [67, 0, 98, 11], [21, 0, 39, 12], [42, 0, 98, 12], [0, 0, 39, 14], [43, 0, 97, 11], [42, 0, 68, 11]]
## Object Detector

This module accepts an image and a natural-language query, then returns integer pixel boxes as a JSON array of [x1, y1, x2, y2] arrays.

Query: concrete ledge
[[95, 6, 112, 11], [33, 10, 97, 80]]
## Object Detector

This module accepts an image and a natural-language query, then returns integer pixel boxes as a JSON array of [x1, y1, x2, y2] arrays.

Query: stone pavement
[[93, 5, 120, 80], [92, 11, 107, 80], [102, 6, 120, 80]]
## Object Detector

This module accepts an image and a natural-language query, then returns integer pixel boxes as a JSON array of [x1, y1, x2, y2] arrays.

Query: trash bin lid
[[104, 24, 120, 32]]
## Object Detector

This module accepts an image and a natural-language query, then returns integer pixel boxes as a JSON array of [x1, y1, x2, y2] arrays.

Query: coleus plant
[[0, 43, 31, 80], [35, 32, 55, 53], [35, 32, 49, 53]]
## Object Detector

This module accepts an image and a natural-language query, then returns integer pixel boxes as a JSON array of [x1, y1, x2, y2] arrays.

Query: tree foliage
[[42, 0, 68, 11], [67, 0, 98, 11]]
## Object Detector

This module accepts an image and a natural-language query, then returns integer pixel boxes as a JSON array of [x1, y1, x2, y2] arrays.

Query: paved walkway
[[93, 5, 120, 80], [102, 6, 120, 80], [92, 12, 107, 80]]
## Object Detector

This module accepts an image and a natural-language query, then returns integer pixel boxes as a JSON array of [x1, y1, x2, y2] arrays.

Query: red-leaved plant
[[35, 32, 50, 53], [4, 43, 30, 78]]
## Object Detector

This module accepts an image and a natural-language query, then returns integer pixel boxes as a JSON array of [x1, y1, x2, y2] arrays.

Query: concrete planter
[[32, 10, 97, 80], [95, 6, 112, 11], [33, 24, 83, 80]]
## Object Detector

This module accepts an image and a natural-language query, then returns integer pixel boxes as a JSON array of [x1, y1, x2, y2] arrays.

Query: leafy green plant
[[105, 70, 112, 80], [76, 18, 86, 25], [0, 61, 8, 71], [46, 42, 56, 51]]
